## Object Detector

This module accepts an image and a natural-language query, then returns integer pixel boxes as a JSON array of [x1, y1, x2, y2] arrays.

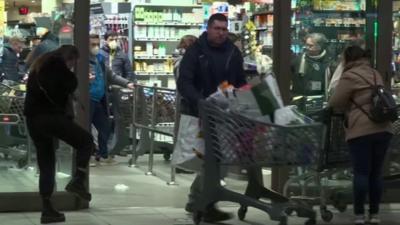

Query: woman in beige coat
[[329, 46, 393, 225]]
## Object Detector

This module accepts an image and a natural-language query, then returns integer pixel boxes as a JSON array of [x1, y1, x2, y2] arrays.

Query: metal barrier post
[[128, 85, 138, 167], [167, 91, 180, 185], [146, 84, 157, 176]]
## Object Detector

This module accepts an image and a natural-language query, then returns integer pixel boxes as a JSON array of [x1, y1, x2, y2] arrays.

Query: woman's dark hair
[[344, 45, 371, 64], [30, 45, 79, 73], [104, 31, 118, 41], [207, 13, 228, 27]]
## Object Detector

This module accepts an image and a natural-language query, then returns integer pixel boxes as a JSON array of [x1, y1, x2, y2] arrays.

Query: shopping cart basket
[[193, 100, 326, 225]]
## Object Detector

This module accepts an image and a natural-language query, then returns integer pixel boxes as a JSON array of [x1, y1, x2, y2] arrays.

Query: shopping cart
[[129, 84, 177, 168], [193, 100, 326, 225], [283, 108, 351, 221], [0, 82, 29, 168]]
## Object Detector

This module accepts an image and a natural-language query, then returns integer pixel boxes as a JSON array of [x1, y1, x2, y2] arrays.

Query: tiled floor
[[2, 155, 400, 225]]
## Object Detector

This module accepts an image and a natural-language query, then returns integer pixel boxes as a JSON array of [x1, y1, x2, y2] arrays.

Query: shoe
[[89, 156, 97, 167], [369, 214, 380, 225], [98, 157, 118, 166], [176, 168, 195, 174], [41, 210, 65, 224], [354, 215, 365, 225], [220, 179, 227, 187], [185, 203, 194, 213], [41, 199, 65, 224], [65, 178, 92, 201], [203, 207, 233, 222]]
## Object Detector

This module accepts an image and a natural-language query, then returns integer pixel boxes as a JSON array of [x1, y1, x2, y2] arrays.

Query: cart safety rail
[[128, 83, 179, 185], [193, 99, 326, 225]]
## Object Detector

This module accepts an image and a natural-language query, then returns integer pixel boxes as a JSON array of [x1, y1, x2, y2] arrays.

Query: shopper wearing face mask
[[88, 34, 134, 165], [99, 31, 135, 81]]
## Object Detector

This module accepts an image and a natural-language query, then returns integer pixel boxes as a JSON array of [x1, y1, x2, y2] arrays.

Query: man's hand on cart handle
[[127, 82, 135, 89]]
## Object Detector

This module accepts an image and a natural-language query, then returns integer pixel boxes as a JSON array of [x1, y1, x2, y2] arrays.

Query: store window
[[0, 0, 75, 193], [393, 0, 400, 95], [89, 0, 273, 89], [289, 0, 376, 113]]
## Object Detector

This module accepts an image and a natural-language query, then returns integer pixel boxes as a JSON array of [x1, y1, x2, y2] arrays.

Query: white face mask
[[108, 40, 118, 50], [90, 46, 100, 55]]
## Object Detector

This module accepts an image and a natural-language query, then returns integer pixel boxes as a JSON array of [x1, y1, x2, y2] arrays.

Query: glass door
[[289, 0, 377, 113], [0, 0, 85, 211]]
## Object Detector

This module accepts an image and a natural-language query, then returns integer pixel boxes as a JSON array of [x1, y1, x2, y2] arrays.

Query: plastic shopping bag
[[274, 105, 314, 125], [171, 114, 204, 172], [248, 75, 284, 116]]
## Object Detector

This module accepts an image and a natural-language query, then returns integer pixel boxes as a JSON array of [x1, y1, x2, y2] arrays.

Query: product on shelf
[[132, 3, 203, 88]]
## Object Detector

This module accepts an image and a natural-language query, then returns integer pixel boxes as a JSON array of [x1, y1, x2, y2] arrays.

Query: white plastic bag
[[274, 105, 314, 125], [171, 114, 204, 172]]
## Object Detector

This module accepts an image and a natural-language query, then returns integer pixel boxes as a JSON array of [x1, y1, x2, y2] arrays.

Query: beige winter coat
[[328, 59, 393, 141]]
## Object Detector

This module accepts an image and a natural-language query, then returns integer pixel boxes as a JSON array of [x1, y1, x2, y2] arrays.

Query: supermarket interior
[[1, 0, 400, 225]]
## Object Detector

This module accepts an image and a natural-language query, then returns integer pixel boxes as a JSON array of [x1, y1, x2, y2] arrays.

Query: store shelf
[[135, 4, 202, 8], [253, 11, 274, 16], [134, 21, 203, 26], [256, 26, 273, 31], [135, 37, 180, 42], [313, 23, 365, 28], [135, 55, 173, 60], [136, 71, 174, 76], [312, 10, 365, 14]]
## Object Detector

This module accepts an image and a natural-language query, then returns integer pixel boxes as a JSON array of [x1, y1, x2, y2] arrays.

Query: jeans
[[90, 100, 111, 158], [26, 114, 93, 198], [348, 132, 392, 215]]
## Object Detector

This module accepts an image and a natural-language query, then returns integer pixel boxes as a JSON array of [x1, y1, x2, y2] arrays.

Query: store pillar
[[271, 0, 291, 193], [376, 0, 393, 86]]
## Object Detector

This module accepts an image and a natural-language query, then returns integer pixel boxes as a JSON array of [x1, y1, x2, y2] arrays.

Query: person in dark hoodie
[[1, 36, 25, 82], [99, 31, 135, 81], [177, 13, 246, 222], [24, 45, 93, 224]]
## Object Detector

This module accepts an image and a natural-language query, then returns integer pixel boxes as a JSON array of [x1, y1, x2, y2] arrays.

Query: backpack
[[351, 71, 398, 123]]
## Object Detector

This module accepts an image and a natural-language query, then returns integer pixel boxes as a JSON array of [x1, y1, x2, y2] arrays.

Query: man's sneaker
[[203, 207, 233, 222], [89, 156, 97, 167], [354, 215, 365, 225], [220, 179, 227, 187], [369, 214, 380, 225], [98, 157, 118, 166], [65, 178, 92, 201], [41, 208, 65, 224]]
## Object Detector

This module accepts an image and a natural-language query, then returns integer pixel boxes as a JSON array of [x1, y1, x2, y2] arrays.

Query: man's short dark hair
[[90, 34, 100, 39], [207, 13, 228, 27], [104, 31, 118, 41]]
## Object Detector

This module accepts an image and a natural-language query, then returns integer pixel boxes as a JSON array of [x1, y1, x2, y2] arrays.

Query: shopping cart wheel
[[238, 206, 247, 220], [193, 211, 202, 225], [333, 201, 347, 213], [320, 209, 333, 222], [304, 218, 316, 225], [163, 152, 171, 161], [278, 216, 287, 225], [284, 208, 294, 216]]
